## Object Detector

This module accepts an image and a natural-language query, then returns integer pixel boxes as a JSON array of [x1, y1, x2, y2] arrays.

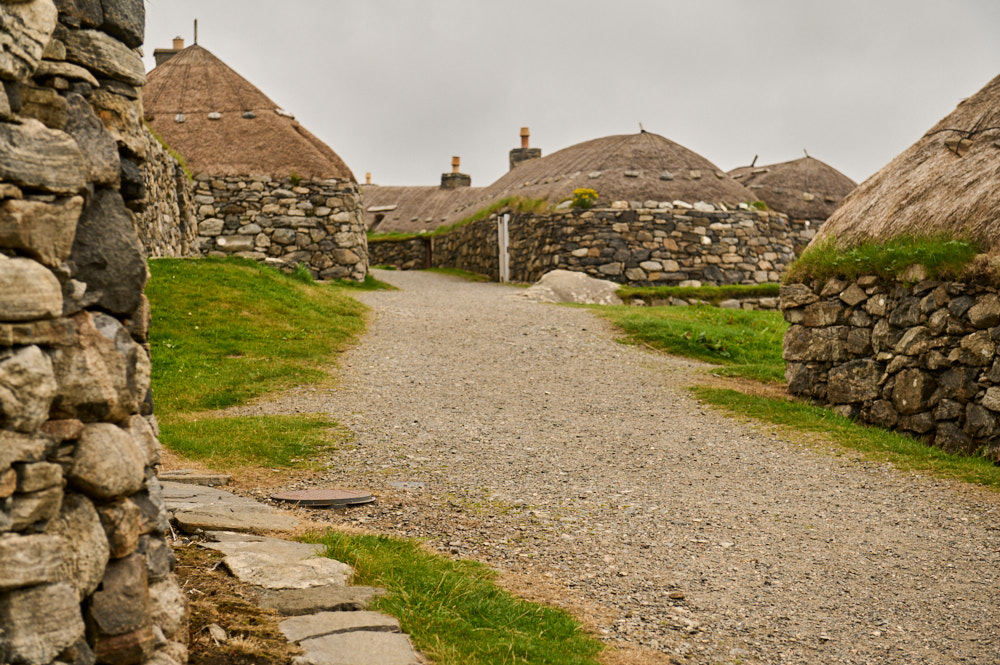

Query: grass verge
[[310, 530, 603, 665], [594, 305, 787, 383], [690, 386, 1000, 489], [617, 283, 780, 304], [425, 266, 491, 282]]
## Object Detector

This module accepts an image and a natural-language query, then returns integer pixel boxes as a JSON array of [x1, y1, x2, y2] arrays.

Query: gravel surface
[[238, 270, 1000, 664]]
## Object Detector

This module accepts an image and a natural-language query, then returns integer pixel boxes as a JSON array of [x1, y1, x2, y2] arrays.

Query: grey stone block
[[279, 611, 399, 643]]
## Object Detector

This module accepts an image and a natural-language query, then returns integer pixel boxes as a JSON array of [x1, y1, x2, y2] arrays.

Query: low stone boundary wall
[[626, 295, 780, 310], [368, 236, 428, 270], [781, 276, 1000, 462], [137, 129, 197, 258], [194, 176, 368, 281], [368, 202, 805, 286]]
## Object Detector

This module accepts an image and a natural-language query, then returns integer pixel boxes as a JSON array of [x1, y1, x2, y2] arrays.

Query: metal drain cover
[[270, 489, 375, 507]]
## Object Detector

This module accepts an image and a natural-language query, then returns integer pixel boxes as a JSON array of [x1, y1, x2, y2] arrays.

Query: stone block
[[0, 582, 84, 665], [148, 574, 186, 640], [898, 411, 935, 434], [257, 585, 386, 616], [839, 283, 868, 306], [0, 0, 58, 81], [97, 498, 141, 558], [981, 386, 1000, 412], [892, 368, 936, 416], [938, 367, 979, 402], [783, 325, 848, 363], [827, 359, 884, 404], [65, 91, 119, 185], [965, 403, 997, 439], [126, 414, 161, 466], [9, 484, 62, 529], [948, 330, 995, 367], [0, 195, 83, 267], [89, 554, 155, 665], [99, 0, 143, 48], [14, 460, 62, 492], [846, 327, 872, 355], [0, 256, 63, 323], [53, 0, 103, 28], [0, 344, 57, 432], [19, 83, 68, 129], [132, 477, 170, 536], [298, 631, 421, 665], [88, 88, 144, 157], [894, 326, 930, 356], [198, 218, 224, 236], [216, 234, 254, 252], [868, 399, 899, 428], [803, 301, 842, 327], [68, 422, 145, 500], [280, 610, 399, 643], [0, 430, 47, 475], [779, 283, 818, 309], [0, 533, 67, 590], [62, 27, 144, 86], [936, 422, 973, 454], [143, 536, 175, 582], [0, 119, 85, 194], [967, 294, 1000, 329]]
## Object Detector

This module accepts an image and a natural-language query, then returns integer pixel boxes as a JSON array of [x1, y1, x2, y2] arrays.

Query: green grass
[[160, 415, 347, 470], [594, 305, 787, 382], [690, 387, 1000, 489], [786, 235, 980, 283], [425, 267, 491, 282], [326, 274, 397, 290], [617, 283, 780, 304], [368, 197, 548, 242], [310, 531, 603, 665]]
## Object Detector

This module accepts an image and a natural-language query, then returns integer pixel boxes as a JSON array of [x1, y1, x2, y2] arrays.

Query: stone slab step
[[159, 470, 231, 486], [161, 481, 301, 533], [298, 631, 422, 665], [279, 611, 399, 643], [258, 585, 387, 616]]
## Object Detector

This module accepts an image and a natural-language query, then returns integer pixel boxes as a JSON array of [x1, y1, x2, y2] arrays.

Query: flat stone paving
[[161, 481, 300, 533]]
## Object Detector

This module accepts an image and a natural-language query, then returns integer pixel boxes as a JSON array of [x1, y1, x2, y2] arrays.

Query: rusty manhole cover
[[270, 489, 374, 507]]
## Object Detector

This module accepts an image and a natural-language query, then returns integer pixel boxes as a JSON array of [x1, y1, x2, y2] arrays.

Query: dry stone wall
[[193, 176, 368, 281], [367, 236, 428, 270], [370, 202, 805, 286], [0, 1, 187, 664], [781, 276, 1000, 462], [136, 128, 197, 258]]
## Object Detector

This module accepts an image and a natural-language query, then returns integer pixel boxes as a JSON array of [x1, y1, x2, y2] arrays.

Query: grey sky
[[142, 0, 1000, 187]]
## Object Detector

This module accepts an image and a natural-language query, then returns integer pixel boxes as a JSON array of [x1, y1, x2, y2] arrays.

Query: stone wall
[[193, 176, 368, 281], [368, 236, 428, 270], [0, 1, 187, 664], [136, 128, 197, 258], [369, 202, 804, 285], [781, 275, 1000, 462]]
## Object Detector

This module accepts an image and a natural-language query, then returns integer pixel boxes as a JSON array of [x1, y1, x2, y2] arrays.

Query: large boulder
[[517, 269, 623, 305]]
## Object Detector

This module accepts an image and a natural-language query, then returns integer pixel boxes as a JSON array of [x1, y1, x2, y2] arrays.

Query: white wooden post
[[498, 213, 510, 282]]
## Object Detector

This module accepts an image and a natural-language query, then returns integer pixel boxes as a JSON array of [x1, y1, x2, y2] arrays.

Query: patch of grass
[[594, 305, 787, 383], [690, 386, 1000, 489], [371, 264, 398, 270], [326, 274, 397, 290], [368, 230, 429, 242], [310, 530, 603, 665], [786, 235, 980, 284], [425, 267, 491, 282], [290, 262, 314, 284], [147, 257, 366, 414], [160, 415, 346, 470], [617, 283, 780, 304]]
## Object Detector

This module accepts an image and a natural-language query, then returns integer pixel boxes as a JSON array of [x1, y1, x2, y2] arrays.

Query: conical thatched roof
[[814, 72, 1000, 250], [144, 45, 354, 181], [455, 132, 753, 219], [729, 156, 856, 220], [362, 184, 485, 234]]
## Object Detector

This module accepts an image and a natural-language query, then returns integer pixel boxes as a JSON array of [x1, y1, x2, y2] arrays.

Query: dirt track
[[239, 270, 1000, 665]]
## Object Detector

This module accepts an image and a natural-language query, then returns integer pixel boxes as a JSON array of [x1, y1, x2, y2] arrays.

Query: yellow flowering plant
[[571, 188, 598, 209]]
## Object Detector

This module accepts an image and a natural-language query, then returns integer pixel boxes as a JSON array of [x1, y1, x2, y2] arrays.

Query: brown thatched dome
[[729, 156, 856, 220], [464, 132, 754, 215], [813, 72, 1000, 251], [144, 45, 354, 181], [362, 185, 486, 234]]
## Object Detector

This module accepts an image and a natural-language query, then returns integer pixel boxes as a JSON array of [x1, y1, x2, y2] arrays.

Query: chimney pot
[[172, 37, 185, 50], [365, 172, 372, 185], [520, 127, 530, 149], [451, 156, 461, 174]]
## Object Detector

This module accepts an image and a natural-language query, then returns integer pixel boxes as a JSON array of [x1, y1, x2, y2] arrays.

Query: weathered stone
[[779, 283, 818, 309], [783, 325, 848, 363], [0, 0, 58, 80], [69, 188, 147, 315], [56, 637, 96, 665], [280, 610, 400, 643], [148, 574, 186, 639], [864, 293, 889, 317], [0, 582, 84, 665], [0, 533, 67, 589], [98, 0, 142, 47], [839, 283, 868, 307], [898, 411, 935, 434], [44, 492, 109, 599], [0, 119, 86, 194], [935, 399, 964, 420], [819, 277, 847, 298], [35, 58, 99, 85], [89, 554, 154, 665], [0, 344, 57, 432], [868, 400, 899, 428], [200, 531, 352, 590], [889, 297, 923, 327], [126, 413, 160, 466], [0, 255, 62, 322], [965, 403, 997, 438], [938, 367, 979, 402], [0, 429, 47, 475], [333, 247, 360, 264], [936, 421, 973, 454], [894, 326, 930, 356], [216, 234, 254, 252], [258, 585, 386, 616], [827, 359, 884, 404], [68, 422, 145, 500], [0, 468, 14, 498], [298, 632, 421, 665], [97, 498, 141, 558], [65, 91, 119, 185], [892, 369, 937, 416], [53, 0, 103, 28], [927, 308, 950, 335], [123, 292, 150, 342], [948, 295, 975, 318], [0, 195, 83, 267], [40, 417, 83, 441], [948, 330, 995, 367], [15, 460, 61, 492], [89, 87, 144, 157], [967, 294, 1000, 329], [846, 327, 872, 355], [981, 386, 1000, 412], [143, 536, 175, 582], [803, 301, 842, 327], [162, 482, 300, 534], [19, 83, 67, 128], [61, 27, 144, 86], [9, 484, 61, 528]]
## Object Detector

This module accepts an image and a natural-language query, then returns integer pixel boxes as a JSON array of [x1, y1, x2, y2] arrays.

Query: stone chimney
[[365, 172, 372, 185], [509, 127, 542, 170], [153, 37, 185, 67], [441, 156, 471, 189]]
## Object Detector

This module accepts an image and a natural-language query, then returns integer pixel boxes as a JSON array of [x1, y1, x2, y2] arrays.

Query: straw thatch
[[144, 45, 354, 180], [362, 184, 486, 234], [452, 132, 753, 221], [813, 72, 1000, 251], [729, 156, 856, 220]]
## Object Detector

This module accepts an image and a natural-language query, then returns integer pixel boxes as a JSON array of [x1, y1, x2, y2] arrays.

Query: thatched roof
[[143, 45, 354, 181], [362, 184, 486, 234], [463, 132, 754, 215], [813, 72, 1000, 250], [729, 156, 856, 220]]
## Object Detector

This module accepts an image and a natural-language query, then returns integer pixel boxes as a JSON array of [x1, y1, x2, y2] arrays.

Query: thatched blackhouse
[[780, 72, 1000, 461], [729, 156, 856, 223], [143, 41, 367, 280]]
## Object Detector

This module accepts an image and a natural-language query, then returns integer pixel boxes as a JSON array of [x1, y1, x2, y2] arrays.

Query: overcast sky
[[142, 0, 1000, 187]]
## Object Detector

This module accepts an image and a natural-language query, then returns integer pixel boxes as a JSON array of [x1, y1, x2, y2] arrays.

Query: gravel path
[[239, 270, 1000, 664]]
